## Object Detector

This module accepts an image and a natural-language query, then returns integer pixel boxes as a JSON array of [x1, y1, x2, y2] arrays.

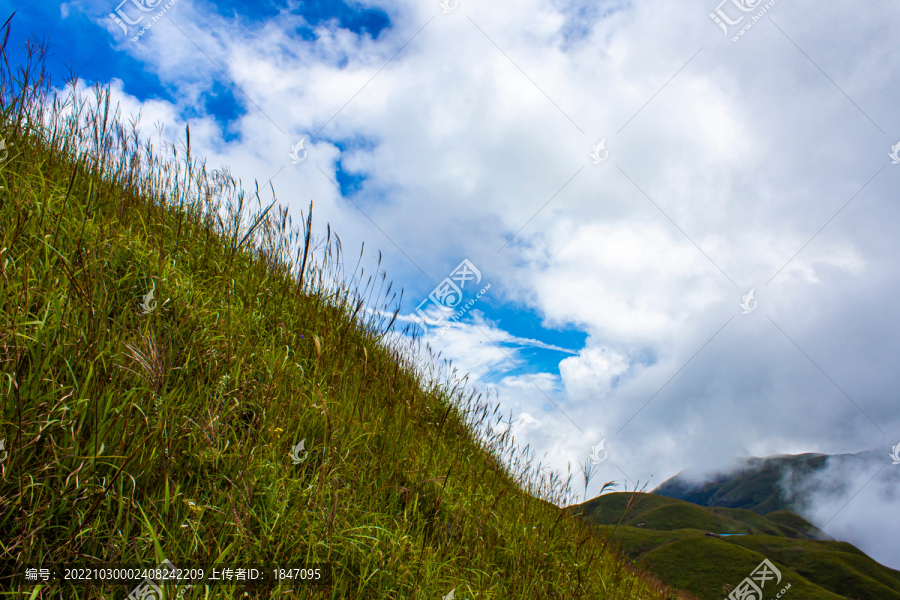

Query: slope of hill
[[0, 28, 700, 599], [566, 492, 900, 600]]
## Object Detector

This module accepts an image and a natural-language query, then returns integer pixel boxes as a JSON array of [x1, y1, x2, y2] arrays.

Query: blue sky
[[9, 0, 900, 568], [5, 1, 390, 96]]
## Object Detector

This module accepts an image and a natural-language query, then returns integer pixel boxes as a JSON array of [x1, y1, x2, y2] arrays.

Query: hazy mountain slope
[[566, 492, 900, 600], [652, 449, 890, 519], [652, 453, 831, 514]]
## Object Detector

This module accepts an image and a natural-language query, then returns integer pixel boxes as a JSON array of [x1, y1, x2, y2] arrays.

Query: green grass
[[763, 510, 829, 540], [568, 492, 787, 536], [725, 537, 900, 600], [0, 28, 699, 599], [636, 537, 842, 600]]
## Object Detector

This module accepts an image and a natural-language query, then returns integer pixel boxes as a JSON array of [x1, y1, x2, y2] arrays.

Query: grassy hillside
[[567, 492, 900, 600], [723, 536, 900, 600], [568, 490, 798, 537], [764, 510, 830, 540], [635, 536, 843, 600], [0, 28, 699, 599]]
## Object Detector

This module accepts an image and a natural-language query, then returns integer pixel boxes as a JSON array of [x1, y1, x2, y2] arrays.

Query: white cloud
[[783, 451, 900, 569]]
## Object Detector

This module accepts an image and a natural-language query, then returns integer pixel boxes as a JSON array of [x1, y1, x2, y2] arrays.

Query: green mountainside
[[651, 453, 832, 514], [0, 31, 693, 599], [566, 492, 900, 600]]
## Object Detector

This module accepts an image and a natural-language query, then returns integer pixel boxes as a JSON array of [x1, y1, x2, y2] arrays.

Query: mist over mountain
[[568, 491, 900, 600], [653, 449, 900, 569]]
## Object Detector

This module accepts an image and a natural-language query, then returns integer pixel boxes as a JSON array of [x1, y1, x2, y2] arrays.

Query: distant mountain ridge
[[651, 449, 883, 515]]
